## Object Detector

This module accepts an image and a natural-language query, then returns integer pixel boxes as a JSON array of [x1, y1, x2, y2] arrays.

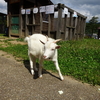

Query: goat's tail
[[24, 36, 30, 42]]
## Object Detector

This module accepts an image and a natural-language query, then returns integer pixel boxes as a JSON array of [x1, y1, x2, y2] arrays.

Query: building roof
[[4, 0, 53, 3], [4, 0, 7, 2], [0, 12, 7, 16], [4, 0, 53, 5]]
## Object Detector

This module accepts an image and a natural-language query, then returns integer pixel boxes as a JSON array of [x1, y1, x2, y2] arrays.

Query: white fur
[[25, 33, 64, 80]]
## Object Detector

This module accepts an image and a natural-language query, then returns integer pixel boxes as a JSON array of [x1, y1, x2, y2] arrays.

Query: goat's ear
[[40, 40, 45, 44], [55, 45, 61, 49]]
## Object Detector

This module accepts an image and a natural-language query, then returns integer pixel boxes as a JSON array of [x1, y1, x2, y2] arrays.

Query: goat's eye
[[51, 49, 54, 51]]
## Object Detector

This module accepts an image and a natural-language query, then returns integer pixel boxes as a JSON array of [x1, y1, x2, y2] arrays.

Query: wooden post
[[72, 17, 75, 40], [64, 14, 67, 40], [6, 2, 9, 37], [8, 2, 11, 37], [9, 15, 11, 37], [73, 17, 77, 40], [48, 14, 51, 37], [79, 17, 81, 39], [80, 17, 83, 39], [69, 12, 73, 40], [56, 3, 64, 39], [32, 13, 35, 34], [83, 18, 86, 39], [19, 0, 23, 38], [33, 13, 35, 25], [40, 13, 43, 34], [25, 14, 28, 36], [76, 16, 80, 40]]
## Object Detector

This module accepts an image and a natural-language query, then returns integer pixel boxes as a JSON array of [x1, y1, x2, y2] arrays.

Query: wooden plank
[[64, 14, 67, 40], [8, 1, 11, 37], [33, 13, 35, 24], [7, 15, 9, 27], [78, 17, 81, 39], [9, 15, 11, 37], [80, 18, 83, 39], [66, 26, 75, 29], [76, 16, 81, 40], [82, 18, 86, 39], [64, 5, 87, 19], [73, 17, 77, 40], [19, 1, 23, 38], [25, 14, 28, 36], [10, 33, 19, 36], [56, 5, 63, 39], [40, 13, 43, 34], [32, 13, 35, 34], [75, 17, 79, 40], [19, 14, 22, 38], [11, 14, 19, 17], [27, 24, 40, 26], [48, 14, 51, 37], [68, 28, 70, 40], [9, 0, 20, 4], [64, 6, 74, 13], [69, 12, 73, 40], [27, 0, 35, 3]]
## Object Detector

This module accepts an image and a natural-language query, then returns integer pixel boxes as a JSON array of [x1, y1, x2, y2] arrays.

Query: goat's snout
[[43, 55, 47, 59], [43, 55, 51, 60]]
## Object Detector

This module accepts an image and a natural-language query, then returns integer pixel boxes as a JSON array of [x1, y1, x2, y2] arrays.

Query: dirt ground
[[0, 50, 100, 100]]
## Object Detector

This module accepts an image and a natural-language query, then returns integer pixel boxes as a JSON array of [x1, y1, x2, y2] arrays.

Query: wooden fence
[[9, 3, 87, 40]]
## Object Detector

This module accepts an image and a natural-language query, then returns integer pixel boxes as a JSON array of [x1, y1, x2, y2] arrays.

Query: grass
[[0, 33, 5, 36], [44, 39, 100, 85], [0, 37, 100, 86], [0, 38, 28, 60]]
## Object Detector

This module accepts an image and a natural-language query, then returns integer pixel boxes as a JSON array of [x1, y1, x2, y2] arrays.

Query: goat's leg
[[54, 61, 64, 80], [32, 57, 38, 71], [29, 54, 35, 75], [38, 59, 43, 78]]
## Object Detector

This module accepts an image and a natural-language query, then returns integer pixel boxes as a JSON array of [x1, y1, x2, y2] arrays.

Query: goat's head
[[40, 38, 61, 60]]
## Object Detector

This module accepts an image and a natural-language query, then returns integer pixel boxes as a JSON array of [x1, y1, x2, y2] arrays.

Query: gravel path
[[0, 54, 100, 100]]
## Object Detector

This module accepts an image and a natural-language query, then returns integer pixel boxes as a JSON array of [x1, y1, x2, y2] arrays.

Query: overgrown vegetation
[[0, 37, 100, 86], [85, 16, 100, 35]]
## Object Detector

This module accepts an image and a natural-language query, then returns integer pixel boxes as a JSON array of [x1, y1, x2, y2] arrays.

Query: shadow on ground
[[23, 60, 60, 80]]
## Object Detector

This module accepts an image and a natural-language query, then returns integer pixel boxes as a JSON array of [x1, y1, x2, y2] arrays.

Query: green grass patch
[[44, 39, 100, 85], [0, 44, 28, 60], [0, 33, 5, 36], [0, 38, 100, 85]]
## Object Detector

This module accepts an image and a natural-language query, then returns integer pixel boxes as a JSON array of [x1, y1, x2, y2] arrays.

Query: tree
[[89, 16, 98, 23], [85, 16, 100, 35]]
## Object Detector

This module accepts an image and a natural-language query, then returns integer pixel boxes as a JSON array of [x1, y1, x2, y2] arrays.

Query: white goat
[[25, 34, 64, 80]]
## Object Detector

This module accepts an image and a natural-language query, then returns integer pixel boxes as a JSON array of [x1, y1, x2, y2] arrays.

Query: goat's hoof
[[31, 72, 34, 75], [39, 75, 42, 78], [61, 77, 64, 81], [31, 73, 34, 76]]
